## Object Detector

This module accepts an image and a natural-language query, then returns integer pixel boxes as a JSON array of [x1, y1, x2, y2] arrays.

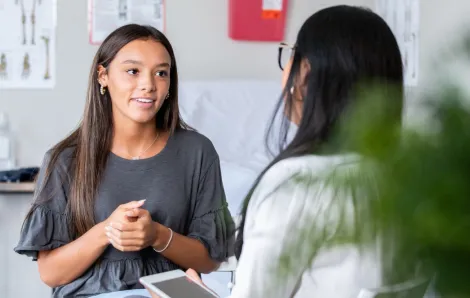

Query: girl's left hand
[[143, 269, 216, 298], [185, 269, 219, 297], [105, 208, 159, 252], [185, 268, 204, 284]]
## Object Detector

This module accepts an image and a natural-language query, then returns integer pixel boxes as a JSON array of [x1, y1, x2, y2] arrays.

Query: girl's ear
[[97, 65, 108, 86]]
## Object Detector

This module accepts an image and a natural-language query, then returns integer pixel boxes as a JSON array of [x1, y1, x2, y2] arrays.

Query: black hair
[[234, 5, 404, 259]]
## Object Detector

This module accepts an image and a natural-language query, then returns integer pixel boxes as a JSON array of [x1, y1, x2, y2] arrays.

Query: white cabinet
[[0, 192, 51, 298]]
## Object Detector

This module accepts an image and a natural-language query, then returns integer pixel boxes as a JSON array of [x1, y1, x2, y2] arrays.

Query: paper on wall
[[262, 0, 282, 10], [89, 0, 165, 45], [375, 0, 420, 87], [0, 0, 57, 89], [262, 0, 283, 19]]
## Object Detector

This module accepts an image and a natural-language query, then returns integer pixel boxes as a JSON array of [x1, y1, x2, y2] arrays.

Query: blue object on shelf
[[0, 167, 39, 183]]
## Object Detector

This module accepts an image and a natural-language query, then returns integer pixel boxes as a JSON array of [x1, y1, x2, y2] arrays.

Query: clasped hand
[[104, 200, 158, 252]]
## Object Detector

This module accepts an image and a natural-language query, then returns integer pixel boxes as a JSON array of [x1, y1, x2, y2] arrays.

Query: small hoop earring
[[290, 86, 303, 101], [100, 85, 106, 95]]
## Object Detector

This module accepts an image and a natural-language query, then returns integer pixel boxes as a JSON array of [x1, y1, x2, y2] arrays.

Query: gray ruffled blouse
[[14, 129, 235, 297]]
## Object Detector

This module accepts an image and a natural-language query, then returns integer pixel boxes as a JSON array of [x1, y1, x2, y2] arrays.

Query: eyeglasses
[[278, 42, 295, 71]]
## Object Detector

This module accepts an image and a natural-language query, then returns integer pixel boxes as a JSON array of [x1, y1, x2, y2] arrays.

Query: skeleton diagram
[[41, 35, 51, 80], [118, 0, 127, 21], [16, 0, 41, 45], [22, 52, 31, 78], [0, 54, 7, 79]]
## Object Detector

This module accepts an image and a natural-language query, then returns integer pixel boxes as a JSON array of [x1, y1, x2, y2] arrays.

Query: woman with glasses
[[147, 5, 404, 298]]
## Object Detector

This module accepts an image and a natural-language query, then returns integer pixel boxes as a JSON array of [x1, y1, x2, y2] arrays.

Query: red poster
[[229, 0, 288, 42]]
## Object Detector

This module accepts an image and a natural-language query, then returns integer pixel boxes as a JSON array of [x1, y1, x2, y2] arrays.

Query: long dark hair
[[234, 5, 404, 259], [28, 24, 189, 238]]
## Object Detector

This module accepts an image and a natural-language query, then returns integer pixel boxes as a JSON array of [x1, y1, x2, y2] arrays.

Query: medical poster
[[88, 0, 165, 45], [0, 0, 57, 89], [376, 0, 420, 86]]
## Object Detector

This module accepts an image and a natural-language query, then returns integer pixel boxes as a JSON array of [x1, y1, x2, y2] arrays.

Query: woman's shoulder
[[259, 154, 359, 192], [174, 128, 213, 146], [36, 146, 76, 202], [244, 154, 360, 234], [246, 154, 359, 215], [172, 128, 218, 158], [26, 147, 75, 216], [43, 145, 76, 170]]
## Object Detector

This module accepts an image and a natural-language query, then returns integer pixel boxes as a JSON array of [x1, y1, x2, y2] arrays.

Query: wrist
[[152, 223, 171, 250], [94, 221, 110, 248]]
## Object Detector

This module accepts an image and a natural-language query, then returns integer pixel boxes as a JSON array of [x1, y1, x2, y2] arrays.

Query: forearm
[[37, 222, 109, 287], [153, 223, 219, 274]]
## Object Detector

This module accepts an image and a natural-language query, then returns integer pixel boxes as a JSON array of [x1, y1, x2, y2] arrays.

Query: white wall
[[404, 0, 470, 127], [0, 0, 373, 168], [419, 0, 470, 85], [0, 1, 469, 167], [168, 0, 372, 80], [0, 194, 52, 298]]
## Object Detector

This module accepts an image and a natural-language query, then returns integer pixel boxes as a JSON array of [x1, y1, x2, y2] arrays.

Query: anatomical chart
[[376, 0, 420, 86], [0, 0, 56, 89], [89, 0, 165, 45]]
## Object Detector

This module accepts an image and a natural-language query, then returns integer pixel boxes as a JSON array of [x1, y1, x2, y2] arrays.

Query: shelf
[[0, 182, 35, 194]]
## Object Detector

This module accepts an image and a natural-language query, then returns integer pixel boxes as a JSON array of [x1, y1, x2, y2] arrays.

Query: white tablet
[[139, 270, 219, 298]]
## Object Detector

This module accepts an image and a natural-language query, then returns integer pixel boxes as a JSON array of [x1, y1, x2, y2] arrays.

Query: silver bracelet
[[153, 228, 173, 253]]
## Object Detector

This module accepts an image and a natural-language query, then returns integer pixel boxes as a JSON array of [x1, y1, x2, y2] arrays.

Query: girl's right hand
[[101, 200, 146, 243]]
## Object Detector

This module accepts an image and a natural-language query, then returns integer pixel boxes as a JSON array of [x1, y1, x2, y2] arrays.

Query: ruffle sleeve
[[14, 150, 72, 261], [187, 157, 235, 262], [14, 205, 71, 260]]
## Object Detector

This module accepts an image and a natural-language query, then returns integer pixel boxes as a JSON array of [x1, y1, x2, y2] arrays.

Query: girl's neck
[[112, 118, 160, 159]]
